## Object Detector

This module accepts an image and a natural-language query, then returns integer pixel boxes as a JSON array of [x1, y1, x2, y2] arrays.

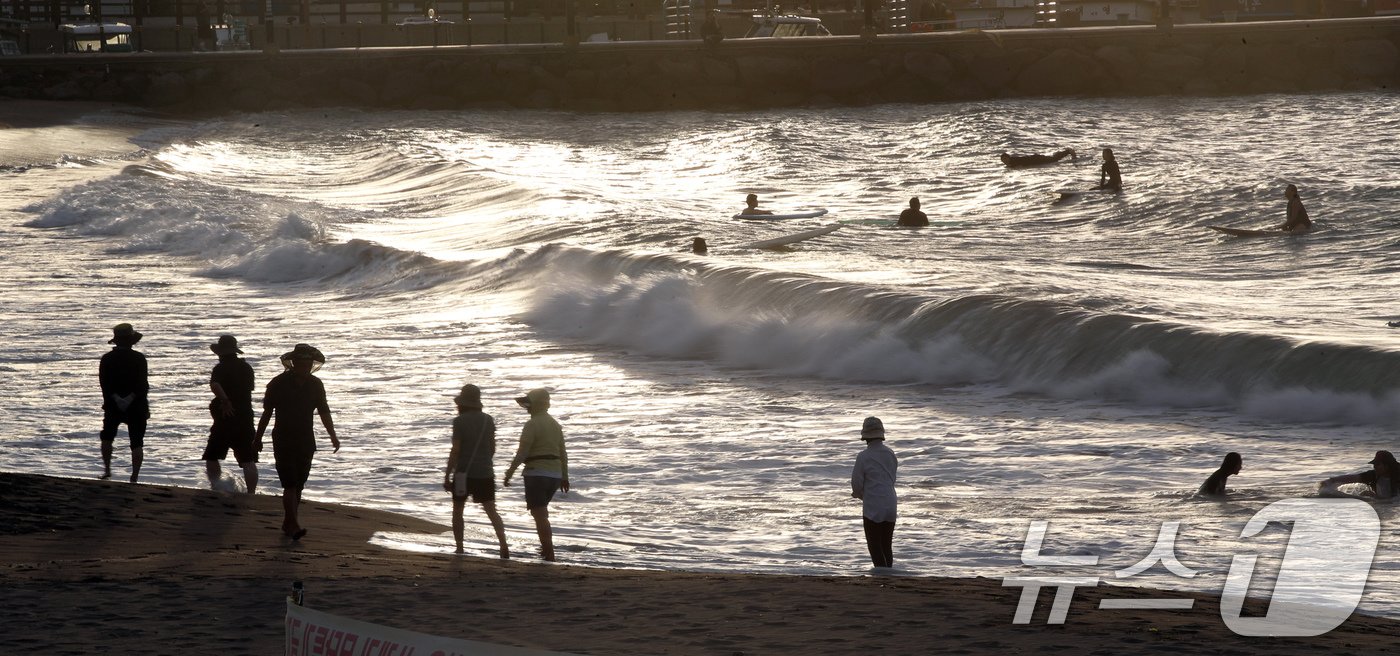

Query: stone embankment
[[1, 17, 1396, 112]]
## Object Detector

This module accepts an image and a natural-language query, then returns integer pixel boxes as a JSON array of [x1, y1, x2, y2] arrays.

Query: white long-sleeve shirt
[[851, 441, 898, 523]]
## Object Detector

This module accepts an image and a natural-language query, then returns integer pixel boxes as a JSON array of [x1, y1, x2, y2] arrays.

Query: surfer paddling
[[1000, 148, 1076, 168], [1279, 184, 1311, 232], [740, 193, 773, 216], [1320, 450, 1400, 499]]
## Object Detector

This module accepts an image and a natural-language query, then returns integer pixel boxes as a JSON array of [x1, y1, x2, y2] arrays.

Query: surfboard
[[743, 223, 840, 249], [1208, 226, 1302, 237], [733, 209, 829, 220], [1055, 188, 1118, 198]]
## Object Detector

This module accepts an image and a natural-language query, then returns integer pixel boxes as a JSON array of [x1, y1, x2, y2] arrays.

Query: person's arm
[[210, 380, 233, 418], [137, 353, 149, 401], [1320, 472, 1365, 488], [254, 404, 272, 452], [559, 434, 570, 493], [444, 424, 461, 492], [503, 422, 534, 486], [1099, 164, 1107, 188], [851, 456, 865, 499], [318, 407, 339, 453]]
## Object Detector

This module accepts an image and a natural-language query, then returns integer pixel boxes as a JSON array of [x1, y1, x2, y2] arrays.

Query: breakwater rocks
[[2, 17, 1397, 112]]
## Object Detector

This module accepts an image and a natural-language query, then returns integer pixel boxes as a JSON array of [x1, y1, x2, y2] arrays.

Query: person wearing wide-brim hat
[[203, 335, 258, 494], [255, 342, 339, 540], [503, 388, 569, 562], [442, 383, 509, 558], [851, 416, 898, 568], [1321, 450, 1400, 499], [99, 323, 149, 483]]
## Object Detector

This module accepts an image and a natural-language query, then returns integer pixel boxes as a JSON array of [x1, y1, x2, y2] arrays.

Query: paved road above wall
[[2, 17, 1397, 112]]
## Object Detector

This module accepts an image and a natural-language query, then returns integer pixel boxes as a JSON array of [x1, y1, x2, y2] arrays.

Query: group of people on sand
[[97, 323, 568, 560], [1198, 450, 1400, 498]]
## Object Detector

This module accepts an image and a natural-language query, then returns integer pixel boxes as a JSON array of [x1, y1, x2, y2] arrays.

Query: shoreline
[[2, 471, 1395, 655]]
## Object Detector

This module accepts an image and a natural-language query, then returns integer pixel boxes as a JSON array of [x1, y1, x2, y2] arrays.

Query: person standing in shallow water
[[851, 416, 898, 568], [1198, 452, 1241, 496], [503, 388, 569, 561], [442, 383, 509, 558], [1320, 450, 1400, 499], [256, 343, 340, 540], [204, 335, 258, 493], [99, 323, 149, 483]]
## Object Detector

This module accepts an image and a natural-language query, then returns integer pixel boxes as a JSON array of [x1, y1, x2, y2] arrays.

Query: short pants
[[100, 410, 147, 449], [453, 475, 496, 503], [524, 475, 560, 509]]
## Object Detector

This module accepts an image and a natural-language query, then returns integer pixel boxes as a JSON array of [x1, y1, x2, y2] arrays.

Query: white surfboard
[[733, 209, 829, 220], [1208, 225, 1307, 237], [743, 224, 840, 249]]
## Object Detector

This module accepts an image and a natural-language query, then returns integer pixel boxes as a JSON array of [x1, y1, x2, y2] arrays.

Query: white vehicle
[[59, 22, 133, 53], [743, 14, 831, 37]]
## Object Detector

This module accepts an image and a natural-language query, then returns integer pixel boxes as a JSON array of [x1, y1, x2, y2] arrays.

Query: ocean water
[[3, 93, 1400, 619]]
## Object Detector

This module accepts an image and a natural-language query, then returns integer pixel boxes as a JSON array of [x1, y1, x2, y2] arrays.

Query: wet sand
[[1, 471, 1394, 655], [0, 98, 155, 166]]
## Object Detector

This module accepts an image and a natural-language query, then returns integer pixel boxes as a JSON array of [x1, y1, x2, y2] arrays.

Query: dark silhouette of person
[[1321, 450, 1400, 499], [692, 237, 709, 254], [203, 334, 258, 493], [442, 383, 509, 558], [701, 10, 723, 45], [196, 0, 214, 50], [851, 416, 898, 568], [1279, 184, 1312, 232], [897, 197, 929, 227], [1000, 148, 1076, 168], [256, 343, 340, 540], [1098, 148, 1122, 190], [99, 323, 149, 483], [1198, 452, 1242, 496]]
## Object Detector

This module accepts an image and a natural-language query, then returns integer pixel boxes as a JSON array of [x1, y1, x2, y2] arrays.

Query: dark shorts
[[100, 410, 147, 448], [524, 475, 560, 509], [274, 448, 313, 491], [453, 475, 496, 504], [203, 413, 257, 465]]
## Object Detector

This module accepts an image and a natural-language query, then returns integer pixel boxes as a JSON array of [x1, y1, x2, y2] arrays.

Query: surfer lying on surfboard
[[740, 193, 773, 216], [1000, 148, 1076, 168]]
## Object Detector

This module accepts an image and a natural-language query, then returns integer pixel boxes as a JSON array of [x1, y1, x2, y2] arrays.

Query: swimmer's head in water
[[909, 197, 920, 210], [1223, 451, 1242, 475], [999, 152, 1011, 165], [745, 193, 758, 207], [1286, 184, 1299, 198], [1102, 147, 1114, 159]]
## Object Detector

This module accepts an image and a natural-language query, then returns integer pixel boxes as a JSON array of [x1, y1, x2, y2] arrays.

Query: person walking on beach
[[740, 193, 773, 216], [203, 335, 258, 493], [851, 416, 898, 568], [1279, 184, 1311, 232], [99, 323, 149, 483], [442, 383, 509, 558], [898, 197, 929, 227], [503, 388, 569, 561], [1320, 450, 1400, 499], [255, 343, 340, 540], [1198, 452, 1241, 497], [1097, 148, 1122, 191]]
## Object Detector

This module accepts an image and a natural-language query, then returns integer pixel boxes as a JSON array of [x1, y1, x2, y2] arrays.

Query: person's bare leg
[[130, 447, 142, 484], [451, 497, 466, 554], [100, 440, 113, 479], [482, 501, 509, 559], [241, 463, 258, 494], [283, 487, 304, 537], [206, 460, 221, 488], [530, 506, 554, 561]]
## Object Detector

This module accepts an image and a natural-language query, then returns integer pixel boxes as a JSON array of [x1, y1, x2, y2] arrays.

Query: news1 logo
[[1003, 498, 1381, 636]]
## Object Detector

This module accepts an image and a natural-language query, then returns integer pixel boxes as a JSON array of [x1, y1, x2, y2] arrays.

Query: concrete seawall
[[2, 17, 1397, 113]]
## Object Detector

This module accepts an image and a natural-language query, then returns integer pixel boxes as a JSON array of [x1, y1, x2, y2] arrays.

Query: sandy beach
[[0, 472, 1394, 655]]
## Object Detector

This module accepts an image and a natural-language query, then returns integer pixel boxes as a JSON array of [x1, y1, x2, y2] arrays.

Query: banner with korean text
[[286, 599, 579, 656]]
